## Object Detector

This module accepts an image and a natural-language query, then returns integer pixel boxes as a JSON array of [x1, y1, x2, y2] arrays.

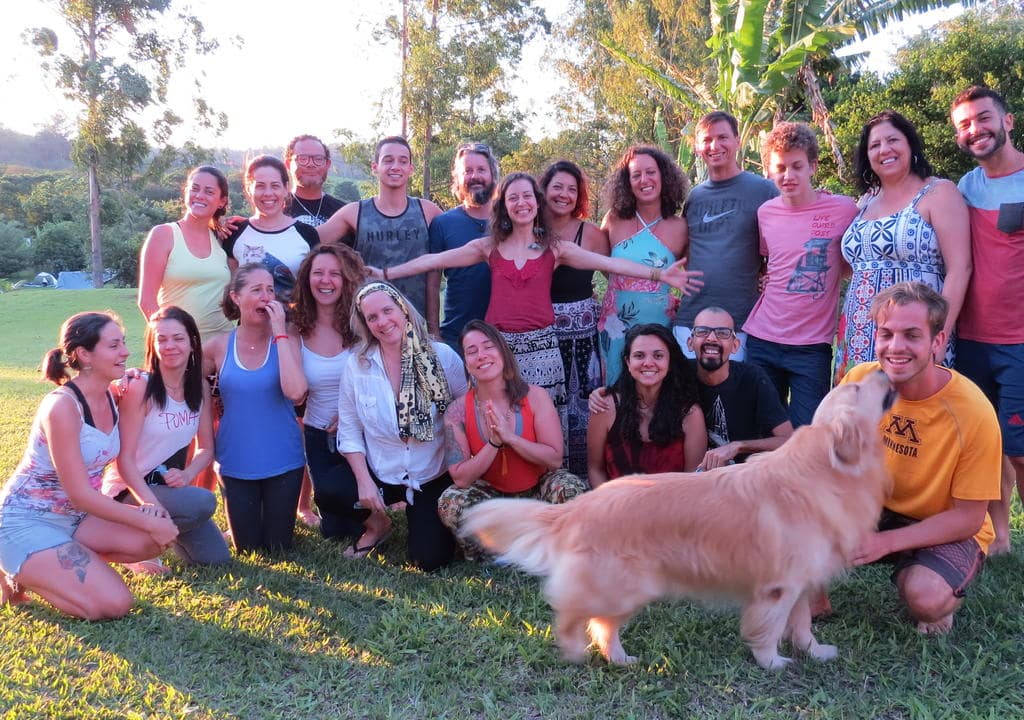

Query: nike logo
[[702, 209, 736, 224]]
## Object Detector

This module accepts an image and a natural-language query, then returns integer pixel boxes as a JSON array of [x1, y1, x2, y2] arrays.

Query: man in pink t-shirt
[[743, 123, 858, 426], [950, 85, 1024, 555]]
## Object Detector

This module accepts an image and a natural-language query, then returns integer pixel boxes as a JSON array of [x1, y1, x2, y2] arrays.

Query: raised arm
[[554, 241, 704, 296], [384, 237, 491, 280], [267, 303, 307, 402], [137, 224, 173, 320]]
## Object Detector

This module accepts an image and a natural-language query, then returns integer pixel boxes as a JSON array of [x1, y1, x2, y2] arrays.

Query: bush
[[32, 220, 88, 274], [0, 219, 32, 277]]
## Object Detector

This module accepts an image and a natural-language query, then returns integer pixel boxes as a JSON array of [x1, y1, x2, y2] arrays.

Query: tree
[[825, 3, 1024, 189], [592, 0, 976, 178], [384, 0, 549, 203], [0, 219, 33, 278], [25, 0, 227, 288]]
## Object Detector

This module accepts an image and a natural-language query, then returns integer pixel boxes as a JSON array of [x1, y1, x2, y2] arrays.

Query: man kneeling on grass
[[840, 281, 1001, 633]]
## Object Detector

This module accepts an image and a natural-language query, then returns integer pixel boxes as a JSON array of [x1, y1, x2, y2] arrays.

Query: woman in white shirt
[[337, 281, 468, 570]]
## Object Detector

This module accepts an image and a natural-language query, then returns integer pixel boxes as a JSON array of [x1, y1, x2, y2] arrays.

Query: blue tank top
[[216, 331, 304, 479]]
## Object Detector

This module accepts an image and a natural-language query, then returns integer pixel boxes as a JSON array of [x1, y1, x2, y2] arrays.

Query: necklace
[[291, 193, 324, 221]]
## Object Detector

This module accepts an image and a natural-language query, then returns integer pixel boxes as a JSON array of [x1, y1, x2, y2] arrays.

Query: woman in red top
[[436, 320, 588, 560], [380, 173, 703, 463], [587, 324, 706, 487]]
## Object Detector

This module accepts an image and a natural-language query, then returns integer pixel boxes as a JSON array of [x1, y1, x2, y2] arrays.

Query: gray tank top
[[355, 197, 430, 316]]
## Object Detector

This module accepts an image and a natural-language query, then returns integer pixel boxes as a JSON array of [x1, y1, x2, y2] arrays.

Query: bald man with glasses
[[686, 306, 793, 469]]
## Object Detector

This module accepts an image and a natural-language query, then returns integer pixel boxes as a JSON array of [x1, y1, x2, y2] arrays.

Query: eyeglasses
[[691, 326, 736, 340], [456, 143, 494, 158], [294, 154, 327, 167]]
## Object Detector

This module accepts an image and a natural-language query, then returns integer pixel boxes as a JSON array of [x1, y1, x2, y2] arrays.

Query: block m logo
[[885, 415, 920, 444]]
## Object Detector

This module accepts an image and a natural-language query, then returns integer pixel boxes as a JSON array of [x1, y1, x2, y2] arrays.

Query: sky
[[0, 1, 962, 153]]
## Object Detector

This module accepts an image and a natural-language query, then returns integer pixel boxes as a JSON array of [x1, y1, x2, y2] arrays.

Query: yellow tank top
[[157, 223, 234, 341]]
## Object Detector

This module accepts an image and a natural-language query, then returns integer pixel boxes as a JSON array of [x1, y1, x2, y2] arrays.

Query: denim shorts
[[0, 503, 84, 578]]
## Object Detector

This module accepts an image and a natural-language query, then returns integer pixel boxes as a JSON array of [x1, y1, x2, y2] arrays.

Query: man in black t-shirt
[[284, 134, 346, 228], [686, 306, 793, 469]]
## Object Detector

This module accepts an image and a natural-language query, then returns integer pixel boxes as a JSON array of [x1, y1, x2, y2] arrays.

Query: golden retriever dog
[[461, 370, 895, 670]]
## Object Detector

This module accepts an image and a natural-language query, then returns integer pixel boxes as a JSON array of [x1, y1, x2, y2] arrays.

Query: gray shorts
[[0, 503, 85, 578]]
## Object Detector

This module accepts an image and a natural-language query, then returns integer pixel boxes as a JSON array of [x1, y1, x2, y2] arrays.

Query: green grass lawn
[[1, 289, 1022, 720]]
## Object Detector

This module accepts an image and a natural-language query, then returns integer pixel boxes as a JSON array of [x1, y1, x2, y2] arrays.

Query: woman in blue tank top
[[203, 265, 308, 553]]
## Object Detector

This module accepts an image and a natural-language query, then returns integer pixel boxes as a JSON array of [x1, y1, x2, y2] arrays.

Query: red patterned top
[[485, 248, 555, 332]]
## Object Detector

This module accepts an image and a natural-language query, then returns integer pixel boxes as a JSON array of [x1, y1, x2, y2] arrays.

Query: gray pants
[[120, 485, 231, 565]]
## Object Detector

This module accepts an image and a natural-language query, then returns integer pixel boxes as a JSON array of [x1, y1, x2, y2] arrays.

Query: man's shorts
[[955, 338, 1024, 456], [673, 326, 748, 361], [878, 509, 985, 598]]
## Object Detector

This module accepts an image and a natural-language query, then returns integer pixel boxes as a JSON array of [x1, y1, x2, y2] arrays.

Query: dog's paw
[[756, 654, 794, 671], [807, 643, 838, 661], [608, 653, 638, 666], [560, 647, 589, 664]]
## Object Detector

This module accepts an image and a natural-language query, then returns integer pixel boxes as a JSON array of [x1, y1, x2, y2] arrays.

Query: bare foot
[[988, 538, 1011, 557], [297, 508, 321, 529], [916, 614, 954, 635], [0, 575, 28, 606]]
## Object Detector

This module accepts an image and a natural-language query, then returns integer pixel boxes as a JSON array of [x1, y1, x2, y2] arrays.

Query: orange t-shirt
[[844, 362, 1002, 552]]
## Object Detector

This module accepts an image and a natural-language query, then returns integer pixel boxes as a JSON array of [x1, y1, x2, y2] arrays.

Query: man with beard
[[949, 85, 1024, 555], [316, 136, 442, 319], [284, 134, 347, 229], [686, 306, 792, 469], [427, 142, 498, 346]]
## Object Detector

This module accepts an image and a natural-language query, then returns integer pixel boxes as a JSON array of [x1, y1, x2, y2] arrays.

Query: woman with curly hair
[[598, 146, 691, 385], [587, 324, 706, 487], [380, 172, 702, 459], [541, 160, 608, 477], [289, 244, 369, 542]]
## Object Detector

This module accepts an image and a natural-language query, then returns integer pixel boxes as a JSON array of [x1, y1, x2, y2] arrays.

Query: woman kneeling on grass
[[204, 265, 308, 554], [102, 306, 231, 573], [0, 312, 179, 619], [337, 281, 468, 570], [437, 320, 589, 560], [587, 324, 706, 487]]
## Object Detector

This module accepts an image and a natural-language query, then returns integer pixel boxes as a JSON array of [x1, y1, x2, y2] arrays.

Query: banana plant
[[602, 0, 973, 177]]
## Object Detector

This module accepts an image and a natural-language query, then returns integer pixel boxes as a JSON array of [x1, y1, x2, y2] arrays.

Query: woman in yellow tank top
[[137, 166, 234, 343]]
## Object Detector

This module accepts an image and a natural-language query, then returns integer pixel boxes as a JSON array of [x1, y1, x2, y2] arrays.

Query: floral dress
[[597, 216, 679, 385], [835, 181, 952, 383]]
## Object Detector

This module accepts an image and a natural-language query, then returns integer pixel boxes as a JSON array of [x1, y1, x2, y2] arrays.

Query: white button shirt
[[337, 342, 468, 502]]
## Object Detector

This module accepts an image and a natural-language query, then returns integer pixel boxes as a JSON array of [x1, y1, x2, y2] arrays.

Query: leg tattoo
[[56, 542, 91, 583]]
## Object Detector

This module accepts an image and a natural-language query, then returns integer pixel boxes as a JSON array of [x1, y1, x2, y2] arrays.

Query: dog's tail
[[460, 498, 566, 577]]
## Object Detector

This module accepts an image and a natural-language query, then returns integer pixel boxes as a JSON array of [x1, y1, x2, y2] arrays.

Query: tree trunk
[[88, 161, 103, 288], [421, 1, 438, 200]]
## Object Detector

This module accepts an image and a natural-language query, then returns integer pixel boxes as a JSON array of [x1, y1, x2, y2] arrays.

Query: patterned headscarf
[[356, 282, 452, 441]]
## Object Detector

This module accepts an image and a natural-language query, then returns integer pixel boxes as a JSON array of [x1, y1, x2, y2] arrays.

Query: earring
[[188, 351, 195, 368], [533, 226, 545, 238], [499, 218, 512, 232], [912, 154, 919, 165]]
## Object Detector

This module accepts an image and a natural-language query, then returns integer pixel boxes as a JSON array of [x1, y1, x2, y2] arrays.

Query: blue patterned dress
[[835, 181, 952, 383]]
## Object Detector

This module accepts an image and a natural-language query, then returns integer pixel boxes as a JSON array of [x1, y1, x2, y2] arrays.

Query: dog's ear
[[829, 417, 863, 469]]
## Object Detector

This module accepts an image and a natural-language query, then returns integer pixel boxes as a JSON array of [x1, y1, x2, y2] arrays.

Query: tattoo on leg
[[56, 542, 91, 583]]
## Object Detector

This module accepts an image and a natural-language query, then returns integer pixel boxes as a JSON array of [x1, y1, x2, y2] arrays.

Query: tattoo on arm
[[56, 542, 91, 583], [444, 422, 466, 467]]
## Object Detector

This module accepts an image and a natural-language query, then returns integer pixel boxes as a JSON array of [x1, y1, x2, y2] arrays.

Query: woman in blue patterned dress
[[834, 111, 971, 384], [597, 146, 691, 385]]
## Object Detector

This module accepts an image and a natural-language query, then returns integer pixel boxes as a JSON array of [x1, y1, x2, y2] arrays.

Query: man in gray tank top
[[315, 136, 442, 318]]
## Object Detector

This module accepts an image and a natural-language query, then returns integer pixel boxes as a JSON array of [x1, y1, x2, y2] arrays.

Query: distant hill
[[0, 127, 73, 171]]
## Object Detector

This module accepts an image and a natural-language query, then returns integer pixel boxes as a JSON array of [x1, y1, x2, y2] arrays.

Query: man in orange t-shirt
[[844, 282, 1000, 635]]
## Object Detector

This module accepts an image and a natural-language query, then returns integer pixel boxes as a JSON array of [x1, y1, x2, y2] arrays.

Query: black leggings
[[379, 473, 456, 572], [220, 467, 304, 553]]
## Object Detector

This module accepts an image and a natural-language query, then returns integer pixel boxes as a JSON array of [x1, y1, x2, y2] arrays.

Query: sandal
[[343, 526, 393, 559], [124, 558, 170, 576]]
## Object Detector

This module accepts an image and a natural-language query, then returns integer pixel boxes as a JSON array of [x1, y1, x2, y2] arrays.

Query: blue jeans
[[303, 425, 365, 541], [745, 335, 832, 428]]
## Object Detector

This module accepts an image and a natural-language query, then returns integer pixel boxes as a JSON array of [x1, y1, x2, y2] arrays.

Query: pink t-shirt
[[743, 192, 858, 345]]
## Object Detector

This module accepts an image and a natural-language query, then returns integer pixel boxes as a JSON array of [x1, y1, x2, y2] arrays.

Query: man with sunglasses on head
[[284, 134, 347, 229], [427, 142, 498, 346], [687, 306, 792, 470]]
